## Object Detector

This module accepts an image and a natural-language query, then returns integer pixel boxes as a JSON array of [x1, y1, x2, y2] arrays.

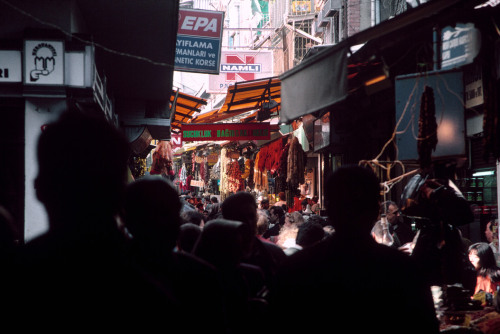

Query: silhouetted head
[[221, 192, 258, 233], [35, 111, 129, 230], [124, 176, 182, 253], [221, 191, 258, 255], [177, 223, 202, 253], [325, 165, 381, 236], [296, 219, 325, 248], [193, 219, 249, 269]]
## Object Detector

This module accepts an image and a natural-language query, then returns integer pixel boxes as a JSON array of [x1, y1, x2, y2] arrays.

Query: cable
[[0, 0, 176, 69]]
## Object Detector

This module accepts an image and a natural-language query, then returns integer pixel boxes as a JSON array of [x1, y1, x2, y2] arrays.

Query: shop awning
[[189, 77, 281, 124], [279, 46, 348, 124], [279, 0, 490, 125], [170, 91, 208, 133]]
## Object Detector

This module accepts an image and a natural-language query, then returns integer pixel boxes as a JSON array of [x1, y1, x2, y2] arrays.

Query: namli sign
[[182, 123, 271, 141]]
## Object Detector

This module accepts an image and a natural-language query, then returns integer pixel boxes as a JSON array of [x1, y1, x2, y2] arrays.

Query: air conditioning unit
[[323, 0, 341, 17]]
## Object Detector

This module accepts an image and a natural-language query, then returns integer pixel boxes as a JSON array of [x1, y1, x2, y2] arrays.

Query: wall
[[24, 98, 66, 242]]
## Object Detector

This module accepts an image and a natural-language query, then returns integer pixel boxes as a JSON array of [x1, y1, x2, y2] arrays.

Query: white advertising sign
[[0, 51, 22, 82], [208, 50, 273, 93], [24, 40, 65, 85]]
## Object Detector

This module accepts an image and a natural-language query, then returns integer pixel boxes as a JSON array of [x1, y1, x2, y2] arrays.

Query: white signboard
[[24, 40, 65, 85], [208, 50, 273, 93], [0, 51, 22, 82], [464, 62, 484, 109]]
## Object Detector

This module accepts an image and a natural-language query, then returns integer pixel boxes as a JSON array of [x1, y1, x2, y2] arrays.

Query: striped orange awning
[[170, 90, 207, 132], [189, 77, 281, 124]]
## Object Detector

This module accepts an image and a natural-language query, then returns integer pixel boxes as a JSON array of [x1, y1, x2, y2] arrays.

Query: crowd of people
[[0, 110, 499, 333]]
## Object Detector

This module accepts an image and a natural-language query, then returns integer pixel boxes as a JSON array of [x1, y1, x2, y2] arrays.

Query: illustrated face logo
[[221, 54, 261, 81], [30, 43, 57, 82]]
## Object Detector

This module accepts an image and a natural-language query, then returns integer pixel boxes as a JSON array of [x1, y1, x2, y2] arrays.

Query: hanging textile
[[286, 136, 305, 188], [203, 158, 210, 185], [150, 140, 173, 175], [293, 125, 310, 152], [268, 137, 285, 173], [257, 145, 269, 172], [226, 160, 244, 193], [417, 85, 438, 170], [220, 148, 229, 200]]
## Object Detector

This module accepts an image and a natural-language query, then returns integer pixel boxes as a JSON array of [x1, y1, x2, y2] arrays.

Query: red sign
[[182, 123, 271, 141], [170, 134, 182, 149], [224, 54, 256, 81], [178, 9, 224, 38]]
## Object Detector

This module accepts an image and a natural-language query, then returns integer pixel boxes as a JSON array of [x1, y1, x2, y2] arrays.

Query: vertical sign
[[175, 9, 224, 74], [24, 40, 64, 85]]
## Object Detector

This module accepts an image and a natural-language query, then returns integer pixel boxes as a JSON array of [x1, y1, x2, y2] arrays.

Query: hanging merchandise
[[150, 140, 174, 176], [274, 140, 290, 194], [253, 150, 269, 193], [226, 159, 244, 193], [203, 158, 210, 185], [287, 135, 305, 189], [179, 163, 187, 191], [417, 86, 438, 171], [220, 147, 229, 200]]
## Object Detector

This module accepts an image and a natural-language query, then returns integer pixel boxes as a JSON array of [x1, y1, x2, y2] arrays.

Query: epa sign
[[175, 9, 224, 74]]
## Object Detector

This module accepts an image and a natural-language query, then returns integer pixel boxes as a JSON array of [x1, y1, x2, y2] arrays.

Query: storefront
[[278, 0, 500, 239], [0, 0, 179, 242]]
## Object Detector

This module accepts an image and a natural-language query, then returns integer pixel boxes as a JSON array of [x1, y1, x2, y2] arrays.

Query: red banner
[[182, 123, 271, 141]]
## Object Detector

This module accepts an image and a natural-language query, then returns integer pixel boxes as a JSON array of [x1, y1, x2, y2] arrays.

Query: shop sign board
[[395, 70, 465, 161], [175, 9, 224, 74], [464, 62, 484, 108], [24, 40, 65, 85], [208, 50, 273, 93], [0, 51, 22, 82], [441, 23, 481, 70], [182, 123, 271, 141]]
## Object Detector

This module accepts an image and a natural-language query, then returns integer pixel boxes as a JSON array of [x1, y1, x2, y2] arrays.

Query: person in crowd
[[284, 218, 325, 256], [257, 209, 270, 242], [193, 218, 267, 334], [269, 165, 439, 333], [259, 197, 270, 218], [123, 176, 227, 332], [485, 221, 499, 264], [181, 208, 205, 228], [221, 191, 287, 294], [468, 242, 500, 295], [274, 191, 287, 207], [408, 178, 477, 293], [207, 196, 221, 221], [176, 223, 201, 253], [11, 111, 177, 331], [310, 195, 320, 215], [276, 211, 304, 250], [380, 200, 415, 247], [195, 202, 204, 213], [263, 205, 285, 241], [300, 198, 312, 215]]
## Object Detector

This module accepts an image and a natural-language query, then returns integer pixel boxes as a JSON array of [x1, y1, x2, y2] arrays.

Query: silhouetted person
[[269, 165, 439, 333], [123, 176, 227, 332], [221, 192, 286, 295], [193, 218, 267, 334], [12, 111, 176, 331], [177, 222, 202, 253]]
